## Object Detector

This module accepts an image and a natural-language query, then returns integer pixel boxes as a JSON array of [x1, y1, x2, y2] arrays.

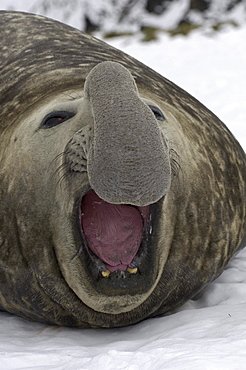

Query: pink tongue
[[81, 190, 149, 271]]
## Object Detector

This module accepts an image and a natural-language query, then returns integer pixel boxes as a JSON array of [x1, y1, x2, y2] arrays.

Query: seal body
[[0, 11, 245, 328]]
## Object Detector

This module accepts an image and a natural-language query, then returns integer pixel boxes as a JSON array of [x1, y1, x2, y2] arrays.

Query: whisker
[[169, 148, 181, 178], [48, 151, 72, 190], [70, 245, 83, 261], [61, 91, 83, 101], [56, 171, 69, 190]]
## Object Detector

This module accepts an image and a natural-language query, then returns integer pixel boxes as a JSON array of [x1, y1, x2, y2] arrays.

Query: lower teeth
[[127, 267, 138, 274], [101, 269, 111, 278], [101, 267, 138, 277]]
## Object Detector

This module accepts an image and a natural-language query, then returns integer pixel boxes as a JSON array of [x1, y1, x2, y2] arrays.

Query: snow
[[82, 0, 147, 33], [143, 0, 190, 30], [0, 4, 246, 369]]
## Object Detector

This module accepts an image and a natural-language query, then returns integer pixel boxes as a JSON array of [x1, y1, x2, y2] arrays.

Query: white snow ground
[[0, 5, 246, 370]]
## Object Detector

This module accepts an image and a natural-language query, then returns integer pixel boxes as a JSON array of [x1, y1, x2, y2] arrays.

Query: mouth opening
[[80, 190, 150, 274]]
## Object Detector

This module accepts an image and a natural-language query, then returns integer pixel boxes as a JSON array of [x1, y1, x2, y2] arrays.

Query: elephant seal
[[0, 11, 245, 328]]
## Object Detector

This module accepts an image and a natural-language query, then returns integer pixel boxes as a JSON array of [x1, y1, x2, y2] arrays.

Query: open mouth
[[80, 190, 151, 277]]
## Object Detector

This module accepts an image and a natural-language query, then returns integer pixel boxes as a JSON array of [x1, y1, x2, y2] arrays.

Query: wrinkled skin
[[0, 11, 245, 328]]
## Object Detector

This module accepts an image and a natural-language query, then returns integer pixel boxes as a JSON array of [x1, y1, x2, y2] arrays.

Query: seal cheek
[[81, 190, 149, 272]]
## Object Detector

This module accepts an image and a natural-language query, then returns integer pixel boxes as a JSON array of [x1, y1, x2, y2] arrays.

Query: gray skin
[[0, 11, 245, 328], [84, 62, 171, 206]]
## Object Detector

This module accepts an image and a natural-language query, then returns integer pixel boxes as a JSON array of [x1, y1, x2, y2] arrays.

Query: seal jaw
[[52, 187, 165, 316], [76, 189, 161, 296]]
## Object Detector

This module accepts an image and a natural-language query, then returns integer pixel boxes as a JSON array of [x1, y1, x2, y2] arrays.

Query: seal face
[[0, 11, 245, 328]]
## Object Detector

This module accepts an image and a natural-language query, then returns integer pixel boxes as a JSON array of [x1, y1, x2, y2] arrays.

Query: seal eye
[[41, 111, 75, 129], [149, 105, 165, 121]]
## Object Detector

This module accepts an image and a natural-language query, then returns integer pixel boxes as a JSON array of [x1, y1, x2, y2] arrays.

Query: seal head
[[0, 11, 245, 328]]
